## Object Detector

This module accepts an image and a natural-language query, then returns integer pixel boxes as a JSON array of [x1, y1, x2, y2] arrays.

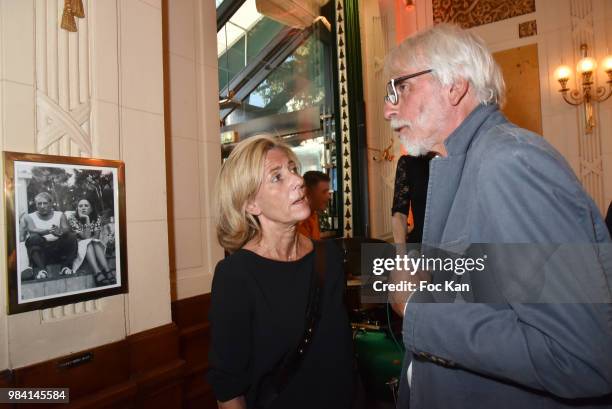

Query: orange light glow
[[554, 65, 572, 81], [577, 57, 597, 74], [602, 55, 612, 72]]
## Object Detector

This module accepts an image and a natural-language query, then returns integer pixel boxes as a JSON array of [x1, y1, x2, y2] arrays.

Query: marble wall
[[0, 0, 172, 369], [470, 0, 612, 212], [164, 0, 223, 301]]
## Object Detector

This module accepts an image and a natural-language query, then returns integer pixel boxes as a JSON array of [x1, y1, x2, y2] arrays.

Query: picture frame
[[4, 151, 128, 314]]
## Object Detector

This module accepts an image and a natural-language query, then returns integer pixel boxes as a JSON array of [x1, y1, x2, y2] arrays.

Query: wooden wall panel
[[5, 323, 185, 409], [137, 384, 183, 409], [180, 323, 210, 368], [127, 323, 181, 377], [127, 324, 184, 409], [171, 292, 210, 329], [12, 340, 130, 400], [171, 293, 215, 408], [0, 369, 12, 387], [0, 303, 213, 408], [62, 383, 137, 409], [493, 44, 543, 135]]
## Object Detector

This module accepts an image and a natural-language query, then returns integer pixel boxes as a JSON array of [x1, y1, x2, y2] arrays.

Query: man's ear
[[245, 200, 261, 216], [448, 77, 470, 106]]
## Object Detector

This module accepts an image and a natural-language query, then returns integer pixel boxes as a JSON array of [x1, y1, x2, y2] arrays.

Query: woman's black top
[[207, 240, 353, 409], [392, 155, 431, 243]]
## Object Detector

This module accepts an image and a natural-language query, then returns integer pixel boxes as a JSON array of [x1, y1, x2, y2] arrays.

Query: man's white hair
[[385, 23, 506, 107], [35, 191, 53, 203]]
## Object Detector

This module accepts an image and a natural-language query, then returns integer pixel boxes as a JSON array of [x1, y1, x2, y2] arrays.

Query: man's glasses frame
[[384, 69, 433, 105]]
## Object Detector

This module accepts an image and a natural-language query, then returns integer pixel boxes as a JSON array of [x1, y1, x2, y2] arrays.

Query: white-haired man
[[383, 24, 612, 408]]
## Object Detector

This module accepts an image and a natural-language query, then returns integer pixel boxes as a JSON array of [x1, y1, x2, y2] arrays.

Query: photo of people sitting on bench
[[13, 161, 120, 304]]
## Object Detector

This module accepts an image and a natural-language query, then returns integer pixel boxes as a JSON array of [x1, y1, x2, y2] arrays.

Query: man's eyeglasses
[[384, 69, 433, 105]]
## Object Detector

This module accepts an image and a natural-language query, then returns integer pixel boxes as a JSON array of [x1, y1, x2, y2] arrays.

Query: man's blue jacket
[[398, 104, 612, 409]]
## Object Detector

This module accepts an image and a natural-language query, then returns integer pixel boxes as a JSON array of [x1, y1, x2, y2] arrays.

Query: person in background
[[208, 136, 353, 409], [298, 170, 331, 240], [383, 23, 612, 409], [391, 155, 431, 244], [23, 191, 78, 279]]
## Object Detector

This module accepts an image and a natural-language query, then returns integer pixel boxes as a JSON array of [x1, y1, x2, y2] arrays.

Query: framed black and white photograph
[[4, 151, 128, 314]]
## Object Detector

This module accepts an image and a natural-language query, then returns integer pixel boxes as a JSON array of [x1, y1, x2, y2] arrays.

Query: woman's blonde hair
[[215, 135, 298, 252]]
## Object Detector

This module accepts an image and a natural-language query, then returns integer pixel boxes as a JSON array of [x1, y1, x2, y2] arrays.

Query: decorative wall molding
[[569, 0, 605, 210], [336, 0, 354, 237], [35, 0, 92, 157], [433, 0, 536, 29], [518, 19, 537, 38], [40, 299, 102, 323], [37, 92, 91, 154], [35, 0, 94, 320]]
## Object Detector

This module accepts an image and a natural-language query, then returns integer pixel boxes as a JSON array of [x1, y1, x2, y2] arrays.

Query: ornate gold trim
[[433, 0, 536, 29], [336, 0, 353, 237]]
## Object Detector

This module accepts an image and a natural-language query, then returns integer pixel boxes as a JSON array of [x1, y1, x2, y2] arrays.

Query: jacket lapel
[[422, 154, 467, 246]]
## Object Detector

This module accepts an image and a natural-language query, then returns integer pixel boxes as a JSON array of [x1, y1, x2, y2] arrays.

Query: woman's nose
[[291, 173, 304, 190]]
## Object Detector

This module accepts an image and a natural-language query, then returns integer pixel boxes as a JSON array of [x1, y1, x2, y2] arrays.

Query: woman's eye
[[289, 166, 298, 174], [271, 174, 280, 182]]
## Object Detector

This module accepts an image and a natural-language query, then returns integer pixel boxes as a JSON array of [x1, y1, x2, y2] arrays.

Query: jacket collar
[[443, 103, 500, 157]]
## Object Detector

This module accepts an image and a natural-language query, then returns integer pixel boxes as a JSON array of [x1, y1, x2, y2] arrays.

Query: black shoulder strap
[[256, 241, 327, 408], [314, 240, 326, 284], [304, 240, 326, 321], [287, 239, 326, 365]]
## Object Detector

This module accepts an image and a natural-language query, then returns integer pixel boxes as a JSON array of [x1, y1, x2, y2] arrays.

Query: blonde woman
[[207, 136, 353, 409]]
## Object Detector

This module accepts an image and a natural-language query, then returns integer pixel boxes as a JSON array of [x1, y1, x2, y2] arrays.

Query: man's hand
[[49, 224, 62, 236], [388, 248, 432, 316], [389, 267, 414, 316]]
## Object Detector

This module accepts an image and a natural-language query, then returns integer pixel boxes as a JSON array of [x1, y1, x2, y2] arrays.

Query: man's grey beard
[[390, 118, 431, 157]]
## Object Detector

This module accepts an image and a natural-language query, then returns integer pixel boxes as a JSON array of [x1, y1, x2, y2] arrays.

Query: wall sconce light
[[554, 44, 612, 133]]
